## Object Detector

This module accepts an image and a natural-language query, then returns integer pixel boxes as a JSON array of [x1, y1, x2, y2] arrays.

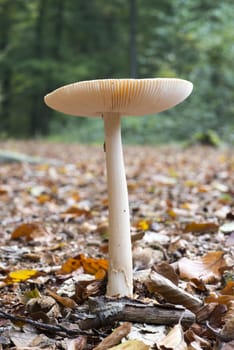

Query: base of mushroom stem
[[106, 269, 133, 297]]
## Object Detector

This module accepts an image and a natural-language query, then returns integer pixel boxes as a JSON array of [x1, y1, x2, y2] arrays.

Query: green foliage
[[0, 0, 233, 144]]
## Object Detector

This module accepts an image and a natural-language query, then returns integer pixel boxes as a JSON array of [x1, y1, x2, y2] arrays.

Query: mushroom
[[44, 78, 193, 297]]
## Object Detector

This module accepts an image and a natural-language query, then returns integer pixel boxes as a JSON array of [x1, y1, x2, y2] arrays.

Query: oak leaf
[[178, 251, 227, 283]]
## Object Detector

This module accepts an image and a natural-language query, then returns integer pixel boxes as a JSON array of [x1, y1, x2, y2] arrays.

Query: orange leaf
[[46, 288, 77, 309], [37, 194, 51, 204], [220, 281, 234, 296], [61, 206, 91, 219], [59, 254, 108, 278], [183, 222, 219, 234], [205, 293, 234, 305], [178, 251, 227, 283], [59, 257, 82, 274], [11, 223, 47, 241]]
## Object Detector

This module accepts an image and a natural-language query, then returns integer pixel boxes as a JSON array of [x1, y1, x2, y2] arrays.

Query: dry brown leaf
[[11, 223, 48, 241], [221, 301, 234, 340], [46, 288, 77, 309], [109, 340, 150, 350], [205, 293, 234, 305], [61, 206, 91, 219], [64, 336, 87, 350], [185, 328, 212, 349], [183, 222, 219, 234], [149, 270, 202, 312], [220, 281, 234, 295], [178, 251, 227, 283], [93, 323, 132, 350], [153, 262, 179, 286], [75, 279, 104, 303], [157, 323, 188, 350]]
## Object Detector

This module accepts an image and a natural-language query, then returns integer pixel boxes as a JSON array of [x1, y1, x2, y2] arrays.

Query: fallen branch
[[74, 297, 195, 330], [0, 310, 87, 337]]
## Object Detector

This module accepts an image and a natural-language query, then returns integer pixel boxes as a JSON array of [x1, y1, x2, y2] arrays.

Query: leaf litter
[[0, 141, 233, 349]]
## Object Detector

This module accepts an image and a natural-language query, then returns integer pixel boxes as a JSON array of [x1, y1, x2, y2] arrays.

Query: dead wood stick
[[0, 310, 87, 337], [121, 304, 194, 326], [77, 298, 195, 330]]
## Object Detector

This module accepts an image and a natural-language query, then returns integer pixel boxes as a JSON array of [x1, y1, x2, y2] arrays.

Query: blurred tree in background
[[0, 0, 233, 143]]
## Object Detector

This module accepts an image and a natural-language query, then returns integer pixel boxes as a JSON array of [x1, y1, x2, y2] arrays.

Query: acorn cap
[[44, 78, 193, 117]]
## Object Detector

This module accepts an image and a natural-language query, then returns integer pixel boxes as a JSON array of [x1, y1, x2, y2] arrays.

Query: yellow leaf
[[135, 220, 150, 231], [167, 208, 177, 218], [5, 269, 38, 284]]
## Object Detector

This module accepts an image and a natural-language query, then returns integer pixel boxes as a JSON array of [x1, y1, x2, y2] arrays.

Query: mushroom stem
[[103, 113, 133, 297]]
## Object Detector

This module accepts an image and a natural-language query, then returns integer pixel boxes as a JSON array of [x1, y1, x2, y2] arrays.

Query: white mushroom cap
[[44, 78, 193, 117]]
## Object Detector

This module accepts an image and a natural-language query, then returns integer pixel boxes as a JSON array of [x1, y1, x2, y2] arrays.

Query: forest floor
[[0, 141, 233, 350]]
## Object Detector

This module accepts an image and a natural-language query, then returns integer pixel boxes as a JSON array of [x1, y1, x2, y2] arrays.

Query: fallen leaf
[[135, 219, 150, 231], [153, 262, 179, 286], [149, 270, 202, 312], [64, 336, 87, 350], [93, 322, 132, 350], [109, 340, 150, 350], [157, 323, 188, 350], [5, 269, 39, 284], [185, 329, 211, 350], [11, 223, 48, 241], [46, 288, 77, 309], [21, 288, 41, 304], [58, 254, 108, 278], [61, 206, 91, 219], [178, 251, 227, 283], [205, 293, 234, 305], [220, 281, 234, 295], [183, 222, 219, 234], [221, 301, 234, 340]]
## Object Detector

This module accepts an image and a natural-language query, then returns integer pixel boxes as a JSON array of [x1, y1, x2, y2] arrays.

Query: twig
[[0, 310, 88, 337]]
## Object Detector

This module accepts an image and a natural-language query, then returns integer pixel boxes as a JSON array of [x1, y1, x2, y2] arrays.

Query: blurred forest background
[[0, 0, 233, 144]]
